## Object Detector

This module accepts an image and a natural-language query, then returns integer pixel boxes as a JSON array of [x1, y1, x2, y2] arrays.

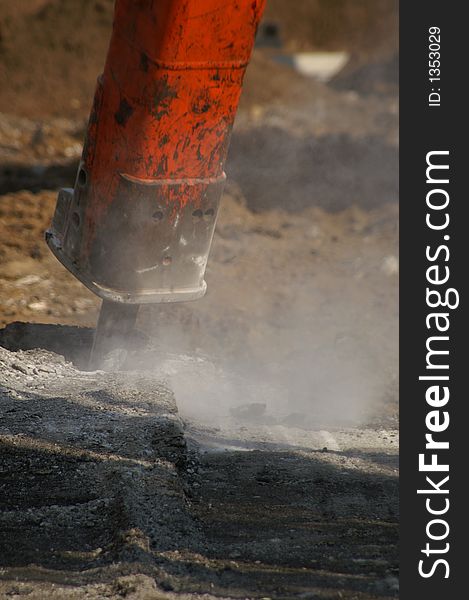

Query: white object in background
[[287, 52, 349, 82]]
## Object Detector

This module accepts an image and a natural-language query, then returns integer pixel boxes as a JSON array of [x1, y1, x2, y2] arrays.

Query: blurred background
[[0, 0, 398, 426]]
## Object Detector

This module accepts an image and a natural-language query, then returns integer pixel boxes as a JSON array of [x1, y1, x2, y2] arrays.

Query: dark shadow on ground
[[0, 160, 78, 195], [228, 130, 398, 212], [0, 322, 94, 368], [1, 131, 397, 215], [0, 322, 147, 371]]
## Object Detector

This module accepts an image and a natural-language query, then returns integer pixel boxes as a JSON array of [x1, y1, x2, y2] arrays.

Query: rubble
[[0, 343, 198, 595]]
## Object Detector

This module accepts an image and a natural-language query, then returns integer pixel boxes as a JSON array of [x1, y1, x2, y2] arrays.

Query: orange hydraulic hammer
[[46, 0, 266, 366]]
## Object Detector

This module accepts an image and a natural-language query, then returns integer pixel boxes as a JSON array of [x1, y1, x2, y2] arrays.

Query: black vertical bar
[[401, 2, 465, 597]]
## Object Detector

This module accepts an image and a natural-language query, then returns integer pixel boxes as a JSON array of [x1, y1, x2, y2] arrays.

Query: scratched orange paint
[[80, 0, 266, 244]]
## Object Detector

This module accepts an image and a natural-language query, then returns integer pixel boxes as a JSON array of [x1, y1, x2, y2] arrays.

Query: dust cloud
[[131, 269, 396, 432]]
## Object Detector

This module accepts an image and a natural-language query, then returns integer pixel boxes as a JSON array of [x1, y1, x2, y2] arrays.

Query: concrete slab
[[0, 345, 197, 595], [0, 336, 398, 599]]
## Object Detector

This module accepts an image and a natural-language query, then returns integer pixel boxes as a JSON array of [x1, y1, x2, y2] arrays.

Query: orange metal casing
[[47, 0, 266, 303]]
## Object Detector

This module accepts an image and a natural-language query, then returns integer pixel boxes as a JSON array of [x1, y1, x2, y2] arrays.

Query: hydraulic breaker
[[46, 0, 266, 367]]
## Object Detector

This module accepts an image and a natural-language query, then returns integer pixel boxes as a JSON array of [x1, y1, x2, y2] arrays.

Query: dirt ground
[[1, 1, 398, 598]]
